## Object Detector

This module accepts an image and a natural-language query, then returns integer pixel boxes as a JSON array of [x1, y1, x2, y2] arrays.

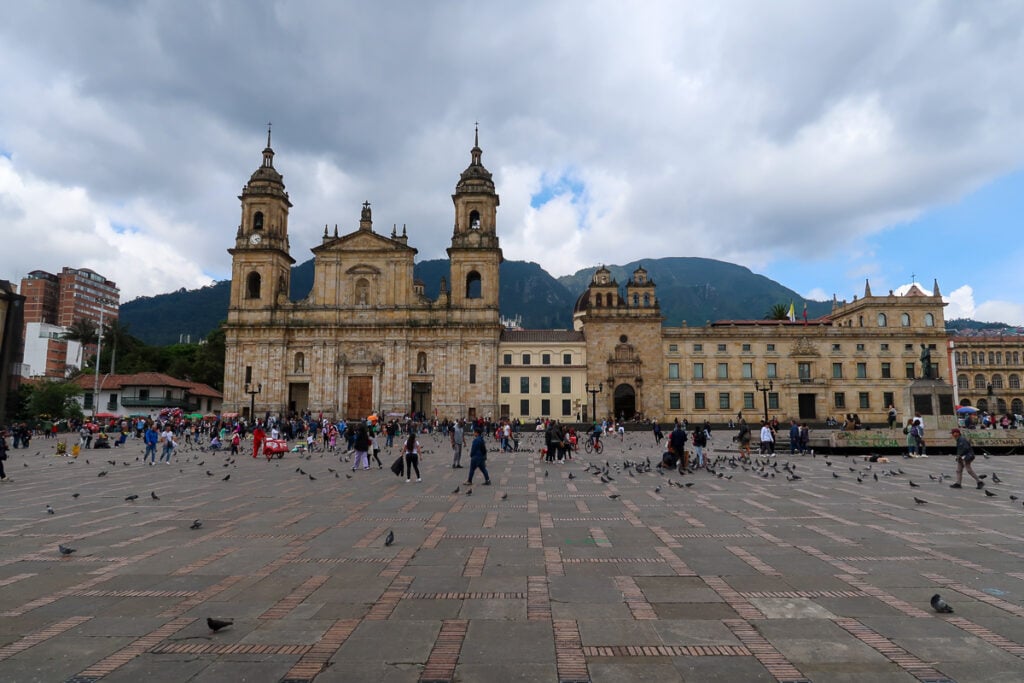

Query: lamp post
[[91, 300, 114, 419], [754, 379, 773, 424], [585, 381, 603, 423], [245, 382, 262, 424]]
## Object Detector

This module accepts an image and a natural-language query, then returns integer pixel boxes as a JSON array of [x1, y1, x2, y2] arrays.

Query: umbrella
[[956, 406, 978, 414], [186, 413, 204, 419]]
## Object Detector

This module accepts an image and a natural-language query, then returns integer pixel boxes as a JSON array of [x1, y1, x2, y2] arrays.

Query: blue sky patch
[[530, 172, 585, 209]]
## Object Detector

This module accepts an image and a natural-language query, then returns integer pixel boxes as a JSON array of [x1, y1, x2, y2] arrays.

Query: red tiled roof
[[71, 372, 193, 391], [183, 382, 223, 398]]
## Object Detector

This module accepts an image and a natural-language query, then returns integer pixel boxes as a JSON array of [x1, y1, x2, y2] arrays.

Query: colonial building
[[223, 132, 955, 427], [948, 335, 1024, 417], [71, 372, 222, 418], [222, 129, 503, 421]]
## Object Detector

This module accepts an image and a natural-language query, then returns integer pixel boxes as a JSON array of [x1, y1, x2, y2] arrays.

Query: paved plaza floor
[[1, 430, 1023, 682]]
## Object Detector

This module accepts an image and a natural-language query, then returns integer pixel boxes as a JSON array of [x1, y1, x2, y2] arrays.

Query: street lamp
[[245, 382, 262, 424], [585, 381, 603, 423], [753, 379, 773, 424]]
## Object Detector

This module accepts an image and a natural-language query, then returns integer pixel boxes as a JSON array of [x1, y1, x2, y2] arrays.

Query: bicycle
[[584, 437, 603, 454]]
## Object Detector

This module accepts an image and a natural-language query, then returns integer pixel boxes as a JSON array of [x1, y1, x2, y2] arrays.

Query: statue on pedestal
[[920, 344, 932, 380]]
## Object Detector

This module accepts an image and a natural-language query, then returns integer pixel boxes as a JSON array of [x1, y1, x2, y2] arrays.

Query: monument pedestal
[[905, 379, 956, 433]]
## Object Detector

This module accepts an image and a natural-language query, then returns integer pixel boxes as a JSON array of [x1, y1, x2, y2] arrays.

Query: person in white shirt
[[759, 420, 775, 455], [160, 427, 175, 464]]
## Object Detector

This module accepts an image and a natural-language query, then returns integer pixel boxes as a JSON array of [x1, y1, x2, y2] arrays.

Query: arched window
[[971, 352, 978, 365], [924, 312, 934, 327], [1009, 374, 1021, 389], [977, 398, 988, 412], [992, 374, 1004, 389], [465, 271, 482, 299], [989, 352, 996, 365], [593, 293, 601, 307], [997, 398, 1007, 414], [957, 374, 969, 389], [953, 351, 961, 366], [643, 293, 650, 307], [1012, 398, 1023, 416], [877, 313, 887, 327], [469, 210, 480, 229], [246, 271, 261, 299], [996, 352, 1003, 365], [858, 315, 863, 327], [974, 374, 987, 390], [294, 352, 305, 373], [253, 211, 264, 231], [355, 278, 370, 306], [632, 293, 639, 307], [960, 398, 972, 406], [606, 293, 614, 307], [900, 313, 910, 326], [1014, 352, 1020, 364]]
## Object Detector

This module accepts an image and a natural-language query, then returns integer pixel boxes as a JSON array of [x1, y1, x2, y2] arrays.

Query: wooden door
[[347, 376, 373, 420]]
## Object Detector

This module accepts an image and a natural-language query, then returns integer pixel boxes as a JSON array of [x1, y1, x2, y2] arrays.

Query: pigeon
[[609, 493, 621, 500], [308, 474, 316, 481], [206, 470, 213, 476], [451, 486, 460, 494], [189, 520, 203, 530], [125, 494, 139, 502], [58, 544, 76, 555], [384, 530, 394, 547], [501, 492, 508, 500], [984, 489, 996, 497], [914, 497, 928, 505], [72, 493, 80, 498], [544, 470, 549, 477], [832, 472, 839, 479], [930, 594, 954, 613], [992, 473, 1002, 483], [97, 470, 107, 477], [1010, 495, 1019, 501], [873, 473, 878, 482], [46, 505, 54, 515], [346, 474, 352, 479], [207, 617, 234, 632], [151, 491, 160, 500], [568, 472, 575, 480], [466, 488, 473, 496], [909, 481, 920, 488], [654, 486, 661, 493], [222, 474, 230, 481], [683, 482, 693, 488]]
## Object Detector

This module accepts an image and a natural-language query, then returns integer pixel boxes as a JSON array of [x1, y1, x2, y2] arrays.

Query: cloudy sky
[[2, 2, 1023, 324]]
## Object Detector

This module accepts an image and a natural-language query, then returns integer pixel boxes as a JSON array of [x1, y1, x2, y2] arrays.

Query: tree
[[765, 304, 789, 320], [63, 318, 99, 370], [27, 380, 83, 421], [100, 319, 138, 375]]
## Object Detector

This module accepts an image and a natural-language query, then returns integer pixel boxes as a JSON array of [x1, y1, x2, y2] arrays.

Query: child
[[230, 432, 240, 455]]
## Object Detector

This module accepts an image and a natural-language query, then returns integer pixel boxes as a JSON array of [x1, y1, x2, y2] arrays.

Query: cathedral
[[223, 131, 955, 429]]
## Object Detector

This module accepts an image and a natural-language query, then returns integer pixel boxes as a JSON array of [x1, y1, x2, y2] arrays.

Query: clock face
[[249, 233, 262, 245]]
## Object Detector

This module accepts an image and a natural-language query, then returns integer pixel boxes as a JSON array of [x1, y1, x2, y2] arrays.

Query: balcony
[[119, 396, 190, 409]]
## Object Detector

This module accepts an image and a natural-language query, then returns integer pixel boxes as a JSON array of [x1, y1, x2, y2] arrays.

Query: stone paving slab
[[1, 432, 1024, 681]]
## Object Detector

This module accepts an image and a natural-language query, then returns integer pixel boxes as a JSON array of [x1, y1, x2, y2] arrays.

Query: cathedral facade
[[223, 132, 954, 427]]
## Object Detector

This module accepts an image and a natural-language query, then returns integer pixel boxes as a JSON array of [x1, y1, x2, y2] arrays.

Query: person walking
[[0, 428, 10, 482], [903, 418, 917, 458], [351, 424, 370, 471], [251, 422, 265, 459], [465, 425, 491, 486], [692, 427, 707, 468], [759, 420, 775, 455], [653, 422, 663, 446], [450, 419, 465, 469], [949, 428, 983, 490], [368, 432, 383, 469], [402, 432, 422, 482], [159, 424, 175, 465], [736, 419, 751, 461], [887, 405, 898, 430], [143, 423, 159, 465]]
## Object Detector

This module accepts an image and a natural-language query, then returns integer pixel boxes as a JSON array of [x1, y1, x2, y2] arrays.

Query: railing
[[119, 396, 189, 408]]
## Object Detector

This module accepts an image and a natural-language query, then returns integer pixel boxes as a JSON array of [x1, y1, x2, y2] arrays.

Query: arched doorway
[[613, 383, 636, 421]]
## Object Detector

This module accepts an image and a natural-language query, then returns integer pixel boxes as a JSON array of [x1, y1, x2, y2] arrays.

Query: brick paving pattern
[[0, 430, 1022, 681]]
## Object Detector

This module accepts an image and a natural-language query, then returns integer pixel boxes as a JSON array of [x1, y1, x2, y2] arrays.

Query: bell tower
[[448, 125, 502, 310], [228, 125, 295, 311]]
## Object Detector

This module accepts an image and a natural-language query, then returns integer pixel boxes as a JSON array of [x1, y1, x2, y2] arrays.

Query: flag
[[787, 301, 796, 322], [802, 302, 808, 325]]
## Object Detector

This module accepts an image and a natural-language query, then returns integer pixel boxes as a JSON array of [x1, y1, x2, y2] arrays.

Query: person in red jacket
[[252, 423, 265, 459]]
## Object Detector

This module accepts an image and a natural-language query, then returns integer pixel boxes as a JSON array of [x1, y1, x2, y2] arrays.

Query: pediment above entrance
[[313, 230, 416, 255]]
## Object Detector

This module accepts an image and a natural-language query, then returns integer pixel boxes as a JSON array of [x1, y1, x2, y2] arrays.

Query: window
[[139, 389, 149, 401], [294, 352, 305, 373], [668, 344, 678, 353], [974, 374, 986, 390], [832, 363, 843, 379], [992, 374, 1004, 389], [84, 392, 94, 409], [741, 343, 751, 352], [856, 362, 867, 379], [253, 211, 264, 231], [1010, 374, 1021, 389], [500, 377, 510, 393], [693, 363, 704, 379], [957, 374, 969, 389], [989, 352, 995, 365], [856, 343, 865, 351], [834, 392, 846, 408], [719, 392, 730, 410], [766, 344, 775, 351], [693, 344, 703, 352], [881, 362, 891, 379], [798, 362, 811, 380], [768, 393, 779, 410], [997, 352, 1003, 365], [541, 399, 550, 415], [905, 344, 914, 351], [877, 313, 887, 327], [717, 344, 727, 352], [563, 353, 572, 365], [924, 313, 934, 327], [503, 353, 512, 365], [717, 363, 729, 379], [245, 366, 252, 385], [859, 392, 870, 409], [469, 364, 477, 384], [562, 399, 571, 416], [883, 391, 895, 409], [669, 392, 681, 410], [742, 363, 752, 379], [542, 353, 551, 365], [880, 343, 889, 351], [246, 271, 261, 299], [905, 363, 915, 379], [541, 377, 550, 394], [901, 312, 910, 326], [561, 377, 571, 393], [520, 399, 530, 416], [668, 363, 680, 379], [469, 209, 480, 229], [107, 393, 118, 410], [694, 392, 706, 410], [520, 377, 529, 393], [832, 343, 841, 352], [466, 271, 482, 299], [767, 363, 777, 379], [743, 392, 755, 410], [522, 354, 531, 365]]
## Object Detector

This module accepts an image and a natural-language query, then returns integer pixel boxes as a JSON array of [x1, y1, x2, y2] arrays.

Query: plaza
[[1, 431, 1023, 682]]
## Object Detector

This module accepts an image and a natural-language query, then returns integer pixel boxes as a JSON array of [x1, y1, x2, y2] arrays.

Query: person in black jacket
[[465, 426, 491, 486]]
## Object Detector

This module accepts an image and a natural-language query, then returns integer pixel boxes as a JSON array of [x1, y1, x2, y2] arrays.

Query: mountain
[[120, 256, 828, 345]]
